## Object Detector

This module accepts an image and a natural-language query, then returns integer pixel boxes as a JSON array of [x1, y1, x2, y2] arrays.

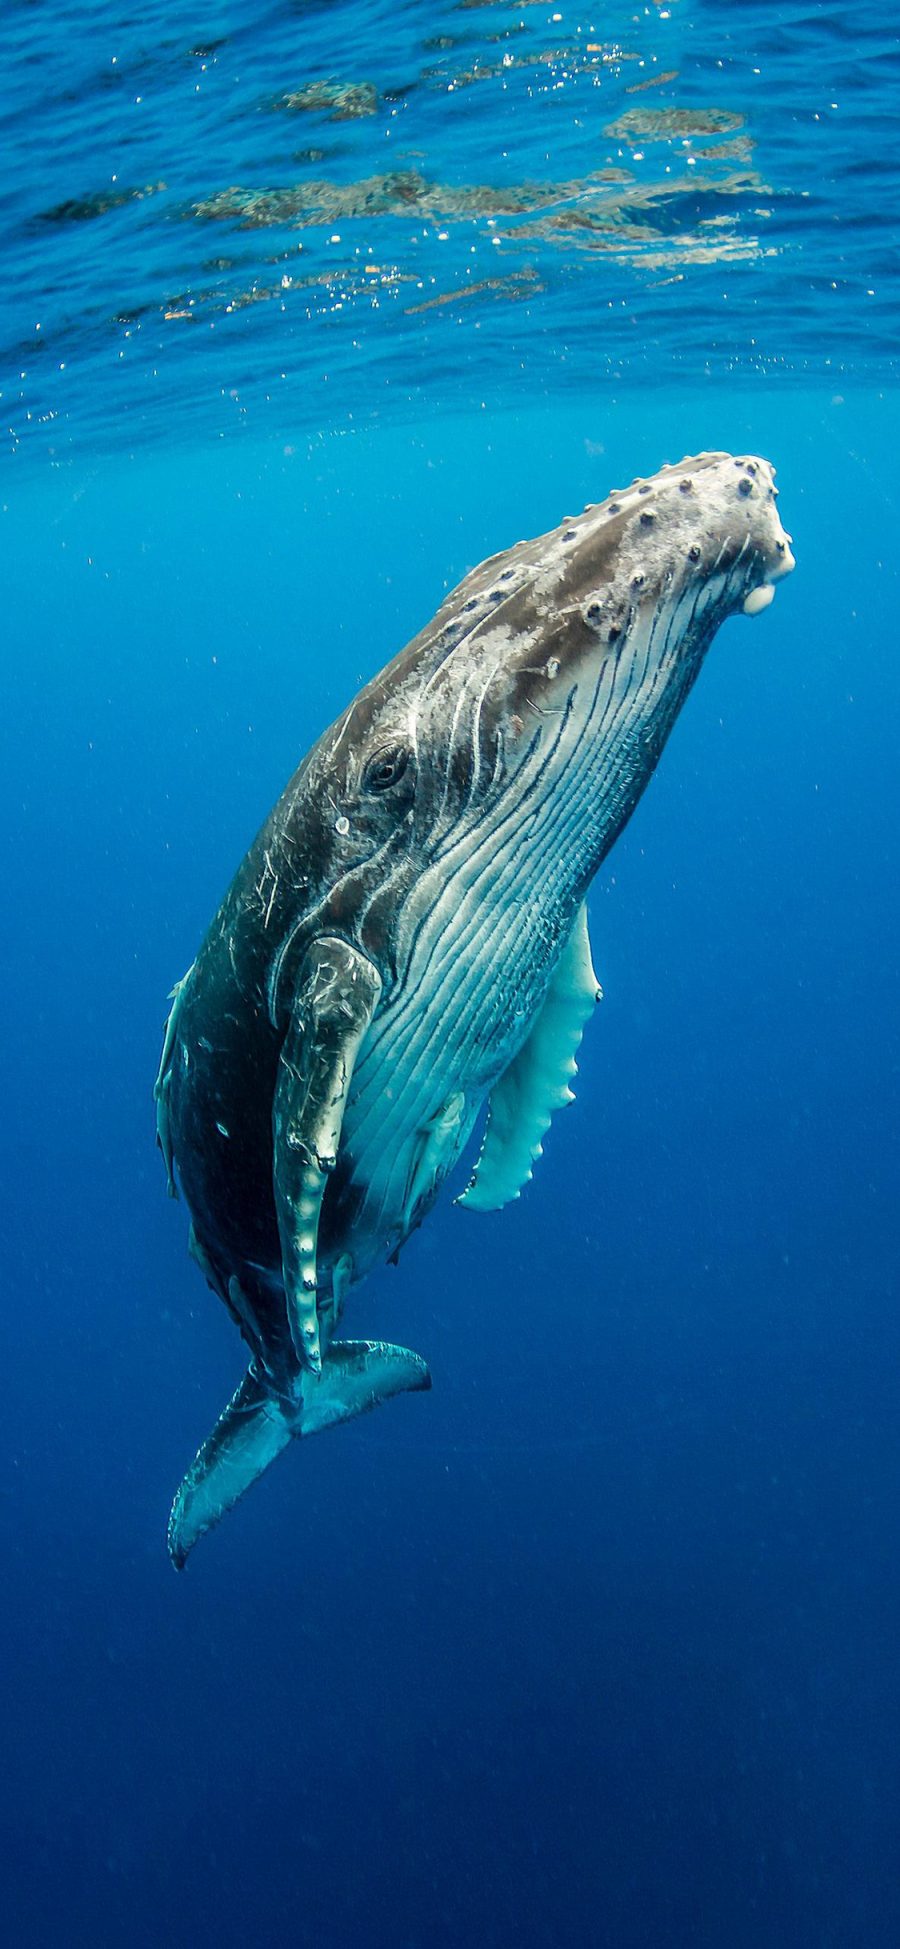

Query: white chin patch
[[743, 582, 775, 617]]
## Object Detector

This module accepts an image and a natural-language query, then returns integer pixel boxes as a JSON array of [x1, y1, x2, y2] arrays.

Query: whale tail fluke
[[167, 1341, 431, 1569]]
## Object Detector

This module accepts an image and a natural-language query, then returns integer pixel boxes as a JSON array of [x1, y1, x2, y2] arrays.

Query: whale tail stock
[[167, 1341, 431, 1569]]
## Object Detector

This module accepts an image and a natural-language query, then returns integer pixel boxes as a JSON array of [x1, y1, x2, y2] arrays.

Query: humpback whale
[[156, 451, 794, 1566]]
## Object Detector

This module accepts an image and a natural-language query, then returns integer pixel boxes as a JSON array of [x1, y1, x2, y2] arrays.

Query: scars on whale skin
[[155, 451, 795, 1567]]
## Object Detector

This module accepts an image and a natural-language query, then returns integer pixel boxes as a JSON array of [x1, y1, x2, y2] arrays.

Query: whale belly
[[327, 882, 566, 1277]]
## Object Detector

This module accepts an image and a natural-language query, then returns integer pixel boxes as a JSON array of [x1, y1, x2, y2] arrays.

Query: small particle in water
[[216, 1121, 230, 1139]]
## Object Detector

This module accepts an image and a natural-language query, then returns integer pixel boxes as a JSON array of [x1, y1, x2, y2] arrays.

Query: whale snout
[[645, 451, 795, 617], [717, 454, 795, 616], [582, 452, 795, 629]]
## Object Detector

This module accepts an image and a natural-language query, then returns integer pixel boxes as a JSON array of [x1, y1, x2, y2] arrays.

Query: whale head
[[269, 451, 794, 994]]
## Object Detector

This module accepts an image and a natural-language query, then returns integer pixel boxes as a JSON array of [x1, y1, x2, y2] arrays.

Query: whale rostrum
[[156, 451, 795, 1566]]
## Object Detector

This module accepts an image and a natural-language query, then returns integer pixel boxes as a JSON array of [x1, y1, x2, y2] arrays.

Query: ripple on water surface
[[3, 0, 897, 455]]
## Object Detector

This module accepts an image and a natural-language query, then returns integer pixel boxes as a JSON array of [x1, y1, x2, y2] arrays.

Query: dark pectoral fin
[[273, 936, 382, 1373]]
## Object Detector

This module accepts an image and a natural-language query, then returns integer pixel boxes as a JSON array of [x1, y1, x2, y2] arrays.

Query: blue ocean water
[[2, 3, 899, 1945]]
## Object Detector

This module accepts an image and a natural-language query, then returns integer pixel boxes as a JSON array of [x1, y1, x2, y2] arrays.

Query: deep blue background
[[2, 386, 899, 1945]]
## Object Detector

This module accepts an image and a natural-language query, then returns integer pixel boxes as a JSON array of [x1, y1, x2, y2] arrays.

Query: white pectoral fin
[[402, 1090, 467, 1232], [272, 936, 382, 1374], [458, 901, 601, 1214]]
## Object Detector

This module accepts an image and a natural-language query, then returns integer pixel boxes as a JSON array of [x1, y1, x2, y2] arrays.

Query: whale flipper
[[273, 937, 382, 1374], [458, 902, 602, 1213], [168, 1340, 431, 1568]]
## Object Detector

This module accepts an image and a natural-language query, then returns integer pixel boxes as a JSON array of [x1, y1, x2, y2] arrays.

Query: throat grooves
[[346, 590, 706, 1211]]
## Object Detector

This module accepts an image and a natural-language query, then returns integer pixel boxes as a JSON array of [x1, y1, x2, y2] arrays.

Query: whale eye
[[363, 744, 411, 794]]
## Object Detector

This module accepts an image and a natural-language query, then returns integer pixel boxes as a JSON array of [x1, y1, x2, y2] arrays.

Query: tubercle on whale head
[[567, 451, 795, 636]]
